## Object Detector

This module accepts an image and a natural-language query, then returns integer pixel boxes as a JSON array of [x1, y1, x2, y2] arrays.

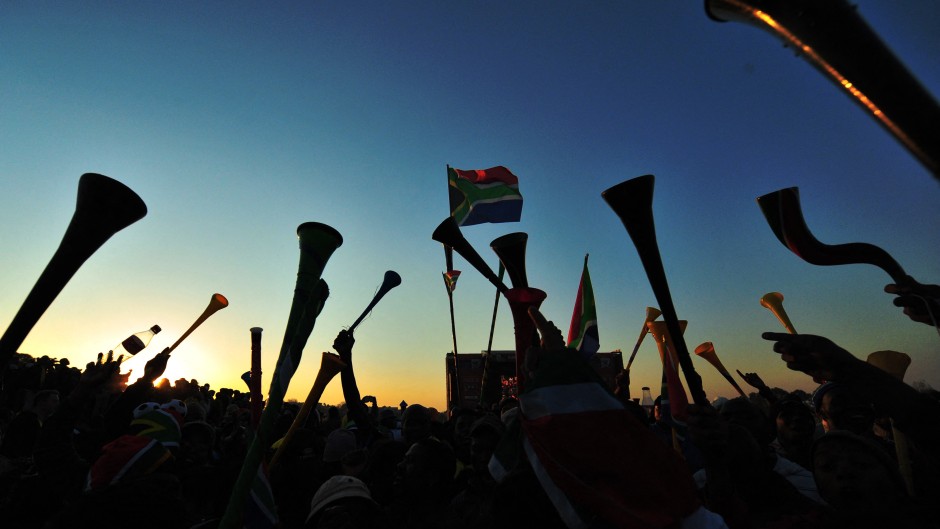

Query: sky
[[2, 1, 938, 410]]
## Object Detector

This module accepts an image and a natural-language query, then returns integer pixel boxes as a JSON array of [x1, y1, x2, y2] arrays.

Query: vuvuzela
[[167, 293, 229, 353], [867, 350, 914, 496], [694, 342, 746, 398], [0, 173, 146, 371], [760, 292, 797, 334], [626, 306, 662, 370]]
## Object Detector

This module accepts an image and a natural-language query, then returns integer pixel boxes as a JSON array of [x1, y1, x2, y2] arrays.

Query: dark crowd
[[0, 281, 938, 529]]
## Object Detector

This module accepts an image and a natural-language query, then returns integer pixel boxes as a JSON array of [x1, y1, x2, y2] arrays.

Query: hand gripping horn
[[706, 0, 940, 179], [220, 223, 341, 529], [432, 217, 545, 390], [760, 292, 798, 334], [348, 271, 402, 333], [757, 187, 913, 286], [0, 173, 147, 371], [166, 293, 229, 353], [694, 342, 747, 398], [602, 175, 707, 406], [490, 232, 529, 288]]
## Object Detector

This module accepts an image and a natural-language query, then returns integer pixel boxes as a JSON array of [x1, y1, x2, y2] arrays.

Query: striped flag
[[244, 462, 278, 529], [444, 270, 461, 292], [448, 165, 523, 226], [490, 347, 701, 528], [566, 254, 599, 357]]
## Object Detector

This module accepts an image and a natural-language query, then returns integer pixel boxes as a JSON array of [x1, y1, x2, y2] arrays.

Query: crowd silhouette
[[0, 284, 937, 529]]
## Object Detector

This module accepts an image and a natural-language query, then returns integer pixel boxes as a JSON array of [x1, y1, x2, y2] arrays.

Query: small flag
[[444, 270, 461, 292], [448, 165, 523, 226], [566, 254, 599, 358]]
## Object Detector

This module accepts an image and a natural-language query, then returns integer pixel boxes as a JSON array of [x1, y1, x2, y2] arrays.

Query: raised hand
[[735, 370, 768, 391], [79, 350, 124, 388], [885, 280, 940, 327], [143, 348, 171, 383], [332, 329, 355, 363], [761, 333, 860, 383]]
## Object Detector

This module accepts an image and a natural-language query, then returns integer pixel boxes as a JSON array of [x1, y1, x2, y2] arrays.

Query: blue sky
[[2, 2, 938, 409]]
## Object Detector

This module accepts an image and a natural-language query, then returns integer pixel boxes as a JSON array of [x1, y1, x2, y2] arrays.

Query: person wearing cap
[[305, 475, 385, 529]]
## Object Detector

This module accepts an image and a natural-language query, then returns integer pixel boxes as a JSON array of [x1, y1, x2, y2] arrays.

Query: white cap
[[306, 475, 374, 523]]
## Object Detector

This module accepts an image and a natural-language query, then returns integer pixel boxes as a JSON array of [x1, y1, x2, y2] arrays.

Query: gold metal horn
[[760, 292, 797, 334], [706, 0, 940, 179], [694, 342, 747, 398]]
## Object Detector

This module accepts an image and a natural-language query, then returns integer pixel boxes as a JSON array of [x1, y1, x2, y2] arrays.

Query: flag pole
[[480, 263, 505, 408], [442, 222, 463, 403], [443, 271, 459, 357]]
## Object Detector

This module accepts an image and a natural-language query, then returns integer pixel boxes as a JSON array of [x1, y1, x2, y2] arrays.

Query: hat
[[130, 408, 183, 448], [86, 435, 172, 491], [161, 399, 187, 418], [133, 402, 161, 419], [306, 475, 374, 523], [322, 428, 357, 463]]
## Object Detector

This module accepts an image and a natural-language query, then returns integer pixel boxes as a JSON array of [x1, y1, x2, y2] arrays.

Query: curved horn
[[167, 293, 229, 353], [756, 187, 909, 284], [0, 173, 147, 370], [432, 217, 508, 293], [694, 342, 747, 398], [348, 270, 402, 333], [706, 0, 940, 178], [269, 352, 346, 470], [602, 175, 707, 406], [490, 232, 529, 288]]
